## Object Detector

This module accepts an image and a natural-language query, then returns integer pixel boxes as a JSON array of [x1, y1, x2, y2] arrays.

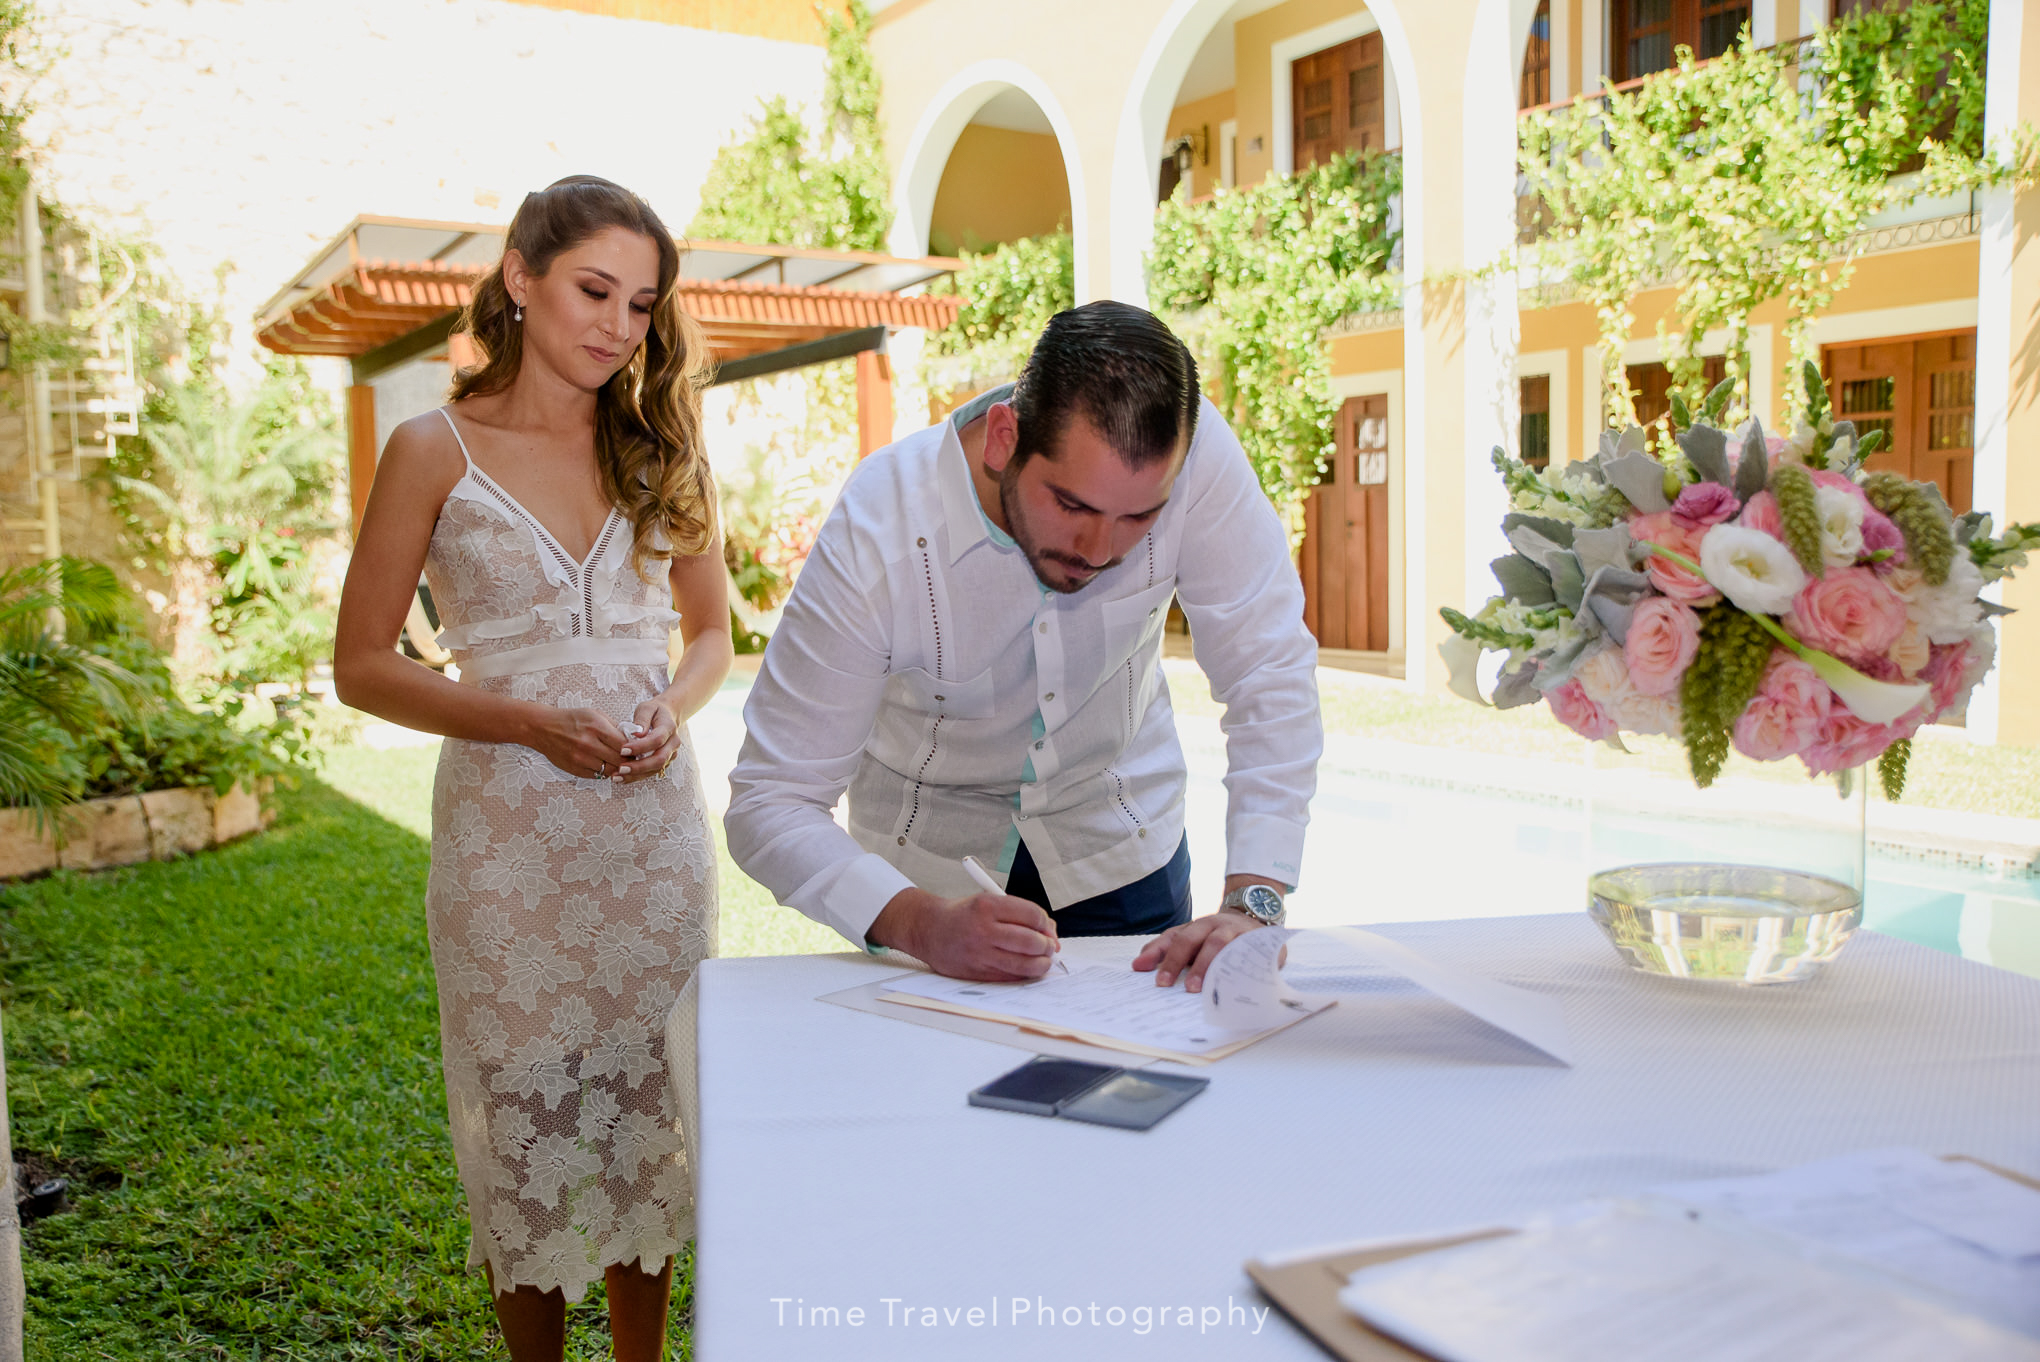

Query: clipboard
[[1245, 1156, 2040, 1362]]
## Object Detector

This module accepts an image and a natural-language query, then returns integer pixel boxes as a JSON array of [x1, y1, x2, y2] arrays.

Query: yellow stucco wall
[[1995, 18, 2040, 747], [1166, 90, 1237, 201], [927, 124, 1072, 254], [497, 0, 844, 41]]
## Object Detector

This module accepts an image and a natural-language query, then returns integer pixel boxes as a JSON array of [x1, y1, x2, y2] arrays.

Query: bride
[[334, 174, 729, 1360]]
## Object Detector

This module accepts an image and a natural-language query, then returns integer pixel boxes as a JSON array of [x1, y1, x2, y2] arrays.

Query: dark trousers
[[1004, 835, 1192, 937]]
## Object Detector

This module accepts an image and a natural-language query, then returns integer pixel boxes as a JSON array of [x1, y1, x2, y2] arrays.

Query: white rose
[[1813, 484, 1865, 569], [1572, 643, 1633, 705], [1700, 523, 1807, 616]]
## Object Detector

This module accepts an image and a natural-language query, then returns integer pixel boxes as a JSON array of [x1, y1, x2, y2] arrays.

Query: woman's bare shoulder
[[378, 408, 469, 494]]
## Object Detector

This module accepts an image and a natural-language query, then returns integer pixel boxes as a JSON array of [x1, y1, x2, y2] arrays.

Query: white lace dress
[[421, 408, 716, 1300]]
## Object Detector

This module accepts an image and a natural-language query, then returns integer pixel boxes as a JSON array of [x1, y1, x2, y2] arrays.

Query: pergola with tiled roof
[[254, 216, 965, 524]]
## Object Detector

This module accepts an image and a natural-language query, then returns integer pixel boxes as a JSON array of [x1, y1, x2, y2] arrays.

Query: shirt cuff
[[1224, 813, 1307, 892], [801, 852, 918, 950]]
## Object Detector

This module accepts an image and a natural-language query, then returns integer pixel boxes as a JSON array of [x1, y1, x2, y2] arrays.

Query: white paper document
[[1338, 1202, 2040, 1362], [1652, 1148, 2040, 1337], [1201, 925, 1576, 1066], [881, 964, 1330, 1061]]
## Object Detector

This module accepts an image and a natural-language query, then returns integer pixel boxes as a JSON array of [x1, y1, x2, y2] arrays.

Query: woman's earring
[[514, 303, 524, 323]]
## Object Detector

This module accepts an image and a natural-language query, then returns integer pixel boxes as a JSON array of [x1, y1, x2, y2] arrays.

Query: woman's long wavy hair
[[451, 175, 715, 577]]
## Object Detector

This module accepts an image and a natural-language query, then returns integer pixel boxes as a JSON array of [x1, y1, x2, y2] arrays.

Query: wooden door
[[1304, 395, 1390, 652], [1293, 33, 1385, 170], [1822, 330, 1974, 513]]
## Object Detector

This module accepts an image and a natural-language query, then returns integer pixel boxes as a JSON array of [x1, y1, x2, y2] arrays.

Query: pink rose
[[1801, 708, 1907, 775], [1785, 566, 1907, 664], [1547, 679, 1617, 741], [1629, 511, 1720, 606], [1731, 652, 1829, 763], [1738, 491, 1784, 539], [1672, 481, 1741, 529], [1624, 598, 1702, 697]]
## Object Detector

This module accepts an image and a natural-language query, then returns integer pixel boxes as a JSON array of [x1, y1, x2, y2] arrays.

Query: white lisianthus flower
[[1699, 524, 1807, 616], [1813, 484, 1866, 568]]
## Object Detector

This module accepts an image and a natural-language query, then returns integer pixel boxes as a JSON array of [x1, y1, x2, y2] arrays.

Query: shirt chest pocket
[[1098, 581, 1176, 664], [885, 665, 997, 720]]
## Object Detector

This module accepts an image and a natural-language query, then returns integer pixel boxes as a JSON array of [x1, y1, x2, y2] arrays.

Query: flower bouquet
[[1442, 367, 2039, 981], [1442, 364, 2038, 798]]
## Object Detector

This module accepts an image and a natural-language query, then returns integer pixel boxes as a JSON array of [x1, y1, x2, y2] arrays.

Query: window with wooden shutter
[[1624, 357, 1727, 435], [1520, 375, 1552, 468], [1292, 33, 1385, 170], [1821, 330, 1976, 513], [1609, 0, 1750, 84], [1521, 0, 1552, 109]]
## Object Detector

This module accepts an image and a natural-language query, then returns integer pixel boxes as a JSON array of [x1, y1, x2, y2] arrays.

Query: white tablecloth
[[675, 916, 2040, 1359]]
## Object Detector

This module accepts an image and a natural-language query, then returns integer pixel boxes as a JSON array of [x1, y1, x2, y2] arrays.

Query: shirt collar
[[937, 383, 1017, 567]]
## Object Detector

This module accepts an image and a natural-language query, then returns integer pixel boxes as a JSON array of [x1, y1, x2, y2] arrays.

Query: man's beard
[[999, 464, 1124, 594]]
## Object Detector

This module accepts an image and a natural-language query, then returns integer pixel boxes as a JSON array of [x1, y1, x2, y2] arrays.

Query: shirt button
[[1044, 692, 1054, 702], [1138, 828, 1148, 838], [1038, 621, 1048, 634], [1018, 812, 1029, 821], [1149, 608, 1158, 618], [897, 835, 907, 846], [1034, 740, 1044, 750], [934, 694, 945, 701], [916, 536, 927, 548]]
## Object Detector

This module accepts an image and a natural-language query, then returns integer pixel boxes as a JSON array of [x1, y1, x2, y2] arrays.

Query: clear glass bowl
[[1588, 862, 1864, 984]]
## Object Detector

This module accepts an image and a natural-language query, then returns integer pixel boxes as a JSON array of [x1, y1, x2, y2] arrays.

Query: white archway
[[889, 59, 1091, 299], [1107, 0, 1429, 669]]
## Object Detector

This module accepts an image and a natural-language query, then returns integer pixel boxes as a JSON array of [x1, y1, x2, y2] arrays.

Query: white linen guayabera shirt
[[724, 387, 1322, 947]]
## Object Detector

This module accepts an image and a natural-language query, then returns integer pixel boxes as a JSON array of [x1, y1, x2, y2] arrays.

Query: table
[[673, 916, 2040, 1359]]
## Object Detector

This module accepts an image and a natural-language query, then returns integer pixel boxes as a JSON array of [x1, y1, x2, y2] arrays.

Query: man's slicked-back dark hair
[[1010, 301, 1199, 470]]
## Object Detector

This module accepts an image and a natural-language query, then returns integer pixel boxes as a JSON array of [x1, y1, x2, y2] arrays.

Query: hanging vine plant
[[1147, 149, 1402, 534], [1519, 0, 2032, 438]]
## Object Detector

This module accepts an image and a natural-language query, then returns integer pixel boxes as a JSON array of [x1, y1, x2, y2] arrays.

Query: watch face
[[1244, 886, 1282, 920]]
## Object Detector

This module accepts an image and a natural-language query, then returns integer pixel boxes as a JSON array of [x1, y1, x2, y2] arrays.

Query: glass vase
[[1585, 742, 1868, 985]]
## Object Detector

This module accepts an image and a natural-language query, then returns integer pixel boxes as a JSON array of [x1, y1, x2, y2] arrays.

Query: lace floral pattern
[[423, 446, 714, 1303]]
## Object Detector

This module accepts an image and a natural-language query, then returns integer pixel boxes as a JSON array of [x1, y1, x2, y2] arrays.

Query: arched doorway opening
[[1123, 2, 1415, 661], [925, 87, 1073, 257]]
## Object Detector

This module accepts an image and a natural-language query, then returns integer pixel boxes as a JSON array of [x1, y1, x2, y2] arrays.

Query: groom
[[725, 302, 1322, 986]]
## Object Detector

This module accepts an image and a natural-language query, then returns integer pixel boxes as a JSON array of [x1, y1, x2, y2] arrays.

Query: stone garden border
[[0, 780, 273, 880]]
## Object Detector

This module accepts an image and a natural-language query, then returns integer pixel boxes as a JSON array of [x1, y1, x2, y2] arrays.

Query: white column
[[1461, 6, 1523, 635], [1965, 0, 2024, 745]]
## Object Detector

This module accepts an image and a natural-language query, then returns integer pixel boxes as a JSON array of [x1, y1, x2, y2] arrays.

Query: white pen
[[961, 855, 1067, 975]]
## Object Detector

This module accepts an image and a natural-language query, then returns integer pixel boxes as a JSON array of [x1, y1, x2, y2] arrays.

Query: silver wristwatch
[[1220, 883, 1286, 927]]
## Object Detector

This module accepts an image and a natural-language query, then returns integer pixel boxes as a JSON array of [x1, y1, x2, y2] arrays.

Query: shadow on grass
[[0, 777, 692, 1361]]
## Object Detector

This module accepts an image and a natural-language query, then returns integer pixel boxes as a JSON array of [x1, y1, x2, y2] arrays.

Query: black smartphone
[[967, 1056, 1119, 1116]]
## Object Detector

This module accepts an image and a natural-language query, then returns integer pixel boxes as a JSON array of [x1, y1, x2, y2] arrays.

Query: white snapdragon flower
[[1699, 524, 1807, 616], [1814, 484, 1865, 568], [1781, 421, 1819, 466]]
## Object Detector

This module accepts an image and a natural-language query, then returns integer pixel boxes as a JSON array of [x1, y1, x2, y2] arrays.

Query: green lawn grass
[[1, 742, 838, 1360]]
